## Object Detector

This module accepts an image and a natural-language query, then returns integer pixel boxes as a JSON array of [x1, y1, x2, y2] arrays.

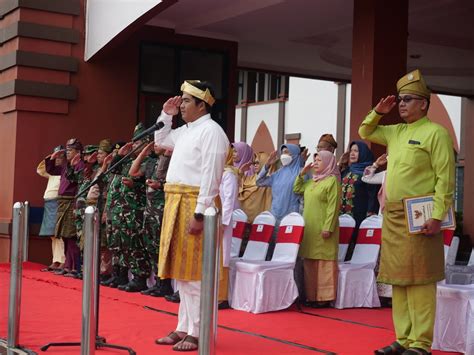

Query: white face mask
[[280, 154, 293, 166]]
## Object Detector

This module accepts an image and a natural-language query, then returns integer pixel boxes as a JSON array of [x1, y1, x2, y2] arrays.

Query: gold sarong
[[55, 196, 76, 239], [158, 184, 205, 281], [378, 201, 444, 286]]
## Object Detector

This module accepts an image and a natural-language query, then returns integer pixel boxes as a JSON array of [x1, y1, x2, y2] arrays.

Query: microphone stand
[[40, 140, 149, 355]]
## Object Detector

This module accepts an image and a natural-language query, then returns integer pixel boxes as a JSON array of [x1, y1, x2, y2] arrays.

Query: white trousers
[[51, 237, 65, 264], [176, 280, 201, 337]]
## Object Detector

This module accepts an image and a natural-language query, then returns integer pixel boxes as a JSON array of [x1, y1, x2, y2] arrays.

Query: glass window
[[140, 45, 176, 93]]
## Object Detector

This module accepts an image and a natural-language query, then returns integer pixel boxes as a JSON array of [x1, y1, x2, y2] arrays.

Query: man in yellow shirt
[[359, 70, 455, 355]]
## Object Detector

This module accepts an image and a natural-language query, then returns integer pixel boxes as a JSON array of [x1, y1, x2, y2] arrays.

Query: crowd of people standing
[[36, 71, 454, 354]]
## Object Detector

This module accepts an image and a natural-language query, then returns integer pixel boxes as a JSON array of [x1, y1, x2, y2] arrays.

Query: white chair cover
[[231, 212, 304, 314], [433, 283, 474, 354], [228, 210, 275, 306], [335, 214, 382, 309], [338, 214, 356, 262]]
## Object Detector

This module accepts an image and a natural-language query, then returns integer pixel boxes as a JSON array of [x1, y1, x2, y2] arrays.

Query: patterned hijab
[[313, 150, 339, 182], [348, 141, 374, 175], [232, 142, 255, 176]]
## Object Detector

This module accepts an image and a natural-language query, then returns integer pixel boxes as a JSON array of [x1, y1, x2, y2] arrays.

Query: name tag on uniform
[[408, 140, 421, 145]]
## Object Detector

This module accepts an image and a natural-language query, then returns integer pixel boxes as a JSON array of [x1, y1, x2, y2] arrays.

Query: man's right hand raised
[[374, 95, 397, 115], [163, 96, 182, 116]]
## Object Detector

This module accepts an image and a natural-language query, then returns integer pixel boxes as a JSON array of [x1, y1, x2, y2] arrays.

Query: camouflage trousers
[[109, 205, 149, 278], [141, 204, 164, 275]]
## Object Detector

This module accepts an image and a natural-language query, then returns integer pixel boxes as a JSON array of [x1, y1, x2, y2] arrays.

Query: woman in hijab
[[340, 141, 379, 260], [218, 146, 241, 309], [257, 144, 305, 259], [232, 142, 256, 177], [294, 150, 341, 308], [340, 141, 379, 226], [238, 151, 273, 223]]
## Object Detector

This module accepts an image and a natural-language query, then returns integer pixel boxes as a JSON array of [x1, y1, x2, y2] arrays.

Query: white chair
[[433, 283, 474, 354], [338, 214, 356, 262], [228, 211, 275, 306], [231, 212, 304, 314], [230, 209, 248, 258], [335, 214, 382, 309]]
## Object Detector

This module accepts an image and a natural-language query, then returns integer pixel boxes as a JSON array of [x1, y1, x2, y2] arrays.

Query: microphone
[[132, 121, 165, 142]]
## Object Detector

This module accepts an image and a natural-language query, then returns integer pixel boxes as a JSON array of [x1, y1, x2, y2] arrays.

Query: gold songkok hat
[[181, 80, 215, 106], [396, 69, 431, 99]]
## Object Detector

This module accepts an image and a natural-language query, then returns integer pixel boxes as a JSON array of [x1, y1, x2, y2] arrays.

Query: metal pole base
[[40, 337, 136, 355], [0, 338, 37, 354]]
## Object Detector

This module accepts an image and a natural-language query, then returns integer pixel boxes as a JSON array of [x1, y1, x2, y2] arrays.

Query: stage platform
[[0, 263, 460, 355]]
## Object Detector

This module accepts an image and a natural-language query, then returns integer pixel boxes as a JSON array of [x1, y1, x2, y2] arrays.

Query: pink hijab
[[313, 150, 340, 182], [232, 142, 255, 176]]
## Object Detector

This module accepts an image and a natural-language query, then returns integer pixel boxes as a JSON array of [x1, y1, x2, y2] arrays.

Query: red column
[[349, 0, 408, 155]]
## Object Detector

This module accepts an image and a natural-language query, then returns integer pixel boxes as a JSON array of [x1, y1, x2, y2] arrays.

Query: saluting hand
[[87, 151, 98, 164], [163, 96, 182, 116], [118, 142, 133, 157], [374, 95, 397, 114], [239, 161, 253, 175], [375, 153, 388, 167], [300, 147, 310, 163], [71, 153, 81, 166], [266, 150, 278, 169], [300, 162, 314, 177]]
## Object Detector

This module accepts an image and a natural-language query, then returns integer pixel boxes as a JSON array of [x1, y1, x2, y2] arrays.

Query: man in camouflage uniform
[[129, 142, 173, 297], [111, 123, 150, 292], [101, 141, 129, 287]]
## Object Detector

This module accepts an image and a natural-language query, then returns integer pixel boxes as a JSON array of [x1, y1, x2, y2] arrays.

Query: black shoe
[[218, 301, 230, 310], [165, 291, 180, 303], [121, 277, 147, 292], [110, 267, 129, 288], [151, 279, 174, 297], [140, 285, 159, 295], [101, 274, 116, 287], [374, 342, 406, 355]]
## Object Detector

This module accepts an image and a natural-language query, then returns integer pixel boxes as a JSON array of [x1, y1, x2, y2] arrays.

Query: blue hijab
[[258, 144, 303, 221], [348, 141, 374, 175]]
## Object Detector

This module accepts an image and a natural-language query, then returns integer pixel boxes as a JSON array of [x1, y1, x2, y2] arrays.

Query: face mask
[[280, 154, 293, 166]]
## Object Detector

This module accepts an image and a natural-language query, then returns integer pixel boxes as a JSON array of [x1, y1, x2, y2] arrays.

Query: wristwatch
[[194, 212, 204, 222]]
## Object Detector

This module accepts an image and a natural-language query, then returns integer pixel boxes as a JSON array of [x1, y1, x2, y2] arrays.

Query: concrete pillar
[[336, 83, 347, 159], [350, 0, 408, 156]]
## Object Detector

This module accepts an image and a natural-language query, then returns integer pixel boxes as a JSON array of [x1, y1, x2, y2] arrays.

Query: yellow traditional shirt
[[359, 110, 455, 220]]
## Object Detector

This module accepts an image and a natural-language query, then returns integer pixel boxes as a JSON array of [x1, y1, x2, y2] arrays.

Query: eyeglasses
[[396, 96, 425, 104], [253, 161, 260, 165]]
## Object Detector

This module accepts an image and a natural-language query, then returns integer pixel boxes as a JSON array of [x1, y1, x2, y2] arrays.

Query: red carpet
[[0, 263, 460, 355]]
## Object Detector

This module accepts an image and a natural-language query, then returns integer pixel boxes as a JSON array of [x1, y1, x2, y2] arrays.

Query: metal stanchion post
[[199, 207, 220, 355], [81, 206, 97, 355], [22, 201, 30, 262], [7, 202, 24, 351]]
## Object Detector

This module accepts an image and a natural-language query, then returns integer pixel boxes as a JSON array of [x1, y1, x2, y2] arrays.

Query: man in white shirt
[[154, 80, 229, 351]]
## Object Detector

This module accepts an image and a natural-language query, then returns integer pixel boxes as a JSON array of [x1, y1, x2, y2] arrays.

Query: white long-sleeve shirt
[[155, 111, 229, 214]]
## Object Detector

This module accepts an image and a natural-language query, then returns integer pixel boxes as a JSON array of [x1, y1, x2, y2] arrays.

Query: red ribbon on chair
[[339, 227, 354, 244], [232, 221, 247, 239], [249, 224, 274, 243], [276, 225, 304, 244], [443, 229, 454, 246], [356, 228, 382, 245]]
